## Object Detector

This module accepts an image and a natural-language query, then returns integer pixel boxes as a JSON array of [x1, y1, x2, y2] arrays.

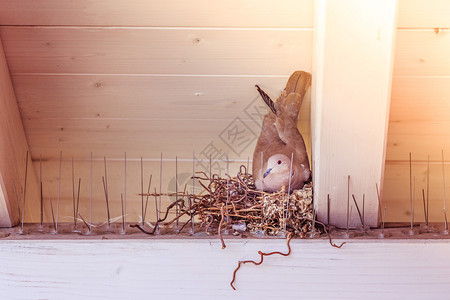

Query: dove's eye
[[277, 160, 282, 165]]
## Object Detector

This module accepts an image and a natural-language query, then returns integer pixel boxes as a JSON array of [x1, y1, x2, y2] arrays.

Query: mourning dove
[[252, 71, 311, 192]]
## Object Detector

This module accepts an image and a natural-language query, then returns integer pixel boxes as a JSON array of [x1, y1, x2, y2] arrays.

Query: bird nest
[[136, 165, 314, 245]]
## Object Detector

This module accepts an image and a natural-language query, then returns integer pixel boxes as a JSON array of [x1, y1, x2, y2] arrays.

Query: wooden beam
[[311, 0, 397, 227], [1, 238, 449, 298], [0, 38, 39, 227]]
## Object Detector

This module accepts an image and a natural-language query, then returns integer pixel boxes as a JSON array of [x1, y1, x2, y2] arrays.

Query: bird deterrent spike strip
[[20, 150, 450, 243]]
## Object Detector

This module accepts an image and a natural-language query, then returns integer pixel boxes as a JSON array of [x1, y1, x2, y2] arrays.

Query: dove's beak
[[263, 168, 272, 178]]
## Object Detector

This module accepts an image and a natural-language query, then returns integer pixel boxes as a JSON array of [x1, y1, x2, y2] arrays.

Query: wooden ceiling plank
[[394, 30, 450, 77], [0, 0, 313, 28], [398, 0, 450, 28], [0, 27, 312, 75]]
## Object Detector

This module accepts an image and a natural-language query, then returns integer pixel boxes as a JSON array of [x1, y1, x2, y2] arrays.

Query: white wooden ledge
[[1, 237, 449, 299]]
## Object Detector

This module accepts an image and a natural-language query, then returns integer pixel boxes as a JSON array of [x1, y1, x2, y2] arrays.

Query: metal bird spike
[[141, 157, 144, 226], [427, 155, 430, 227], [346, 175, 350, 235], [143, 175, 152, 225], [124, 152, 127, 233], [376, 182, 382, 226], [20, 151, 29, 234], [102, 176, 111, 228], [255, 84, 276, 114], [72, 156, 76, 227], [285, 152, 294, 233], [260, 152, 264, 192], [327, 194, 331, 230], [191, 151, 195, 233], [422, 189, 428, 227], [442, 150, 448, 232], [410, 176, 415, 235], [75, 178, 81, 228], [103, 156, 110, 228], [49, 196, 56, 232], [89, 152, 92, 232], [154, 188, 159, 234], [381, 206, 387, 235], [121, 193, 125, 234], [351, 194, 364, 228], [176, 156, 179, 230], [159, 152, 162, 225], [13, 182, 20, 222], [362, 194, 365, 231], [56, 151, 62, 233], [40, 154, 43, 228], [409, 152, 413, 230]]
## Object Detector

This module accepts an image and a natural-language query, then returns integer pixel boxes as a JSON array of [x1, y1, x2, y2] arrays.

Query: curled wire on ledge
[[230, 232, 294, 290]]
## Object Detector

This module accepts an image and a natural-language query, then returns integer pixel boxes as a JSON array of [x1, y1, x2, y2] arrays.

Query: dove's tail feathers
[[275, 71, 312, 121], [255, 85, 276, 114], [284, 71, 312, 96]]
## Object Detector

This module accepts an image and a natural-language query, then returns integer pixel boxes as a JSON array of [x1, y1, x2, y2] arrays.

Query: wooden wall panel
[[0, 39, 39, 226], [394, 29, 450, 77], [0, 27, 312, 75], [386, 123, 450, 161], [389, 77, 450, 124], [13, 75, 289, 120], [383, 1, 450, 221], [23, 111, 311, 159], [398, 0, 450, 28], [23, 118, 260, 160], [0, 0, 314, 28]]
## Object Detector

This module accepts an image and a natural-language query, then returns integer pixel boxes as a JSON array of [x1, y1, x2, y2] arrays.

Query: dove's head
[[259, 154, 292, 192], [263, 154, 291, 179], [258, 153, 311, 193]]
